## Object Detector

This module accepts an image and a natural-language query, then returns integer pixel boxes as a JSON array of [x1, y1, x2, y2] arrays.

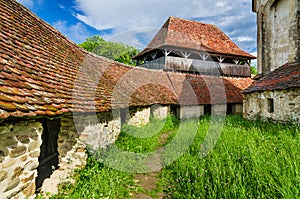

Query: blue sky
[[17, 0, 257, 57]]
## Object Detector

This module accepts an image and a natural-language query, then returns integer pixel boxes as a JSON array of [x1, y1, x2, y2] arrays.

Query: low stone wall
[[243, 88, 300, 124], [57, 111, 121, 168], [127, 107, 151, 127], [151, 105, 170, 119], [232, 104, 243, 114], [41, 111, 121, 194], [57, 114, 88, 171], [211, 104, 227, 115], [179, 105, 204, 120], [77, 111, 121, 151], [0, 121, 43, 199]]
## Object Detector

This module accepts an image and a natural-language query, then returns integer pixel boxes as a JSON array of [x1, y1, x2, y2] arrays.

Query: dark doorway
[[170, 105, 179, 118], [227, 104, 233, 114], [36, 118, 60, 189], [204, 105, 211, 115]]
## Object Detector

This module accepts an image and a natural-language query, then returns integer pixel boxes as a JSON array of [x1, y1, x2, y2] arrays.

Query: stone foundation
[[0, 121, 43, 199], [179, 105, 204, 120], [232, 104, 243, 114], [151, 105, 170, 119], [77, 111, 121, 151], [243, 88, 300, 124], [127, 107, 151, 127], [211, 104, 227, 115], [41, 111, 121, 194]]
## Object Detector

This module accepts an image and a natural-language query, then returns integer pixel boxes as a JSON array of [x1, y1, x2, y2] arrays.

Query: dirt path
[[130, 131, 174, 199], [131, 172, 163, 199]]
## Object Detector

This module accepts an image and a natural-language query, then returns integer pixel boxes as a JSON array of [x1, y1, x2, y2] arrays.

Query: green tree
[[78, 35, 105, 52], [250, 64, 258, 75], [79, 35, 139, 66]]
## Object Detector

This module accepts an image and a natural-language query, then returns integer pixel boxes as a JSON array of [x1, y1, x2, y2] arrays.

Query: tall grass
[[161, 115, 300, 198], [49, 115, 300, 198], [116, 115, 178, 153], [50, 115, 178, 198], [51, 156, 137, 199]]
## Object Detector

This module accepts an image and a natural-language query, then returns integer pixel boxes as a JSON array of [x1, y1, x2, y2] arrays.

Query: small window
[[267, 98, 274, 113]]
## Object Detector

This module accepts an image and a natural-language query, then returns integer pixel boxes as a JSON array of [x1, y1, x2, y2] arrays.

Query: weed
[[161, 115, 300, 198], [52, 115, 300, 198]]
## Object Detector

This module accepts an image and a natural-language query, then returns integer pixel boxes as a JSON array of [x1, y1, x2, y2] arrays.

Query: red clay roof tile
[[244, 63, 300, 93], [0, 0, 253, 119], [135, 16, 256, 60]]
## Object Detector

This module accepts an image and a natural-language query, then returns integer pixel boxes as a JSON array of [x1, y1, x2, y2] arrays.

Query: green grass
[[50, 156, 137, 199], [49, 115, 178, 199], [48, 115, 300, 198], [161, 115, 300, 198], [116, 115, 179, 153]]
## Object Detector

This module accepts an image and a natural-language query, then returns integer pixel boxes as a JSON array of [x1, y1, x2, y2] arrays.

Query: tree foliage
[[250, 64, 258, 75], [79, 35, 139, 66]]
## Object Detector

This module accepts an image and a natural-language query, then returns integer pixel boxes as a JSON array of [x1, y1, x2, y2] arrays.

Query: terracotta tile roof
[[110, 69, 253, 106], [244, 63, 300, 93], [134, 16, 256, 60], [0, 0, 252, 119], [165, 73, 253, 105]]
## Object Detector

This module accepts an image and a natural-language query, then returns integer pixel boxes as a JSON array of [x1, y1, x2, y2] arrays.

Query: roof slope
[[244, 63, 300, 93], [0, 0, 175, 118], [135, 16, 255, 59], [0, 0, 252, 119]]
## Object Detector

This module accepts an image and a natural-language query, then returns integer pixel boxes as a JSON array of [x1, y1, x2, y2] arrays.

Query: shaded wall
[[255, 0, 299, 75], [243, 88, 300, 124]]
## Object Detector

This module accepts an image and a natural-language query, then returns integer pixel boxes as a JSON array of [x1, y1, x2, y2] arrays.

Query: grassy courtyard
[[50, 115, 299, 199]]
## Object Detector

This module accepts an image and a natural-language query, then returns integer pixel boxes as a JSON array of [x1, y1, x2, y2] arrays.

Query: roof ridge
[[168, 16, 213, 26]]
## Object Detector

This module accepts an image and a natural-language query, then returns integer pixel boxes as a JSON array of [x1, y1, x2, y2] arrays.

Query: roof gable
[[135, 16, 255, 59]]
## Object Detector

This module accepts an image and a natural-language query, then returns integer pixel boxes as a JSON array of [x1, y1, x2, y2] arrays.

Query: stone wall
[[179, 105, 204, 120], [211, 104, 227, 115], [255, 0, 299, 75], [57, 111, 121, 166], [232, 104, 243, 114], [243, 88, 300, 124], [0, 121, 43, 199], [77, 111, 121, 151], [151, 105, 170, 119], [127, 107, 151, 127], [41, 111, 121, 194]]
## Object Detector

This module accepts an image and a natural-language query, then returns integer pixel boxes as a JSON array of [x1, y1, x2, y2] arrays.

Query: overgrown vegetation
[[50, 156, 137, 199], [49, 116, 178, 198], [161, 115, 300, 198], [49, 115, 299, 198]]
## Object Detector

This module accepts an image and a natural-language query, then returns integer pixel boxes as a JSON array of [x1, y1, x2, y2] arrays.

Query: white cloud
[[58, 4, 66, 10], [52, 21, 92, 43], [74, 0, 235, 32], [104, 28, 159, 50], [73, 0, 257, 52], [17, 0, 43, 9], [17, 0, 34, 9], [237, 36, 256, 42], [250, 52, 257, 66]]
